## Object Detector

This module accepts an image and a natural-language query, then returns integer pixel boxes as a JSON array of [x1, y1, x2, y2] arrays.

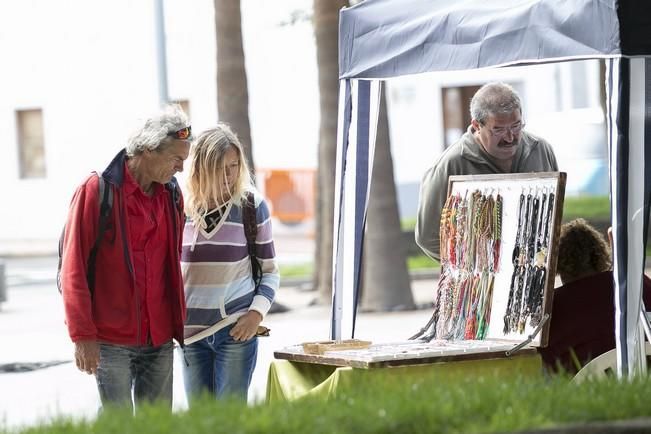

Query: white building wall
[[1, 1, 164, 243], [0, 0, 605, 251], [0, 0, 317, 250]]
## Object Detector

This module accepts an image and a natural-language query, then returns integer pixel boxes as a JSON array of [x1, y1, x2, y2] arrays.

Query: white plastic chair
[[572, 342, 651, 384], [573, 309, 651, 384]]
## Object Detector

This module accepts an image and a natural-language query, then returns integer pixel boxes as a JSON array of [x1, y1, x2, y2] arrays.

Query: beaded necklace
[[518, 192, 541, 332], [439, 193, 456, 266], [530, 191, 554, 327], [450, 272, 470, 339], [455, 193, 469, 268], [475, 269, 494, 340], [535, 192, 547, 264], [413, 189, 502, 342], [503, 191, 527, 334], [492, 194, 503, 271], [463, 272, 480, 339]]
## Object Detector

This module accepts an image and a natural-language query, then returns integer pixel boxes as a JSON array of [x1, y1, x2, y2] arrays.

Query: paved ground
[[0, 255, 436, 430]]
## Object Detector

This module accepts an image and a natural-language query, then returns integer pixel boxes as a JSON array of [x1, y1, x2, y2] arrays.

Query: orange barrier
[[256, 169, 315, 225]]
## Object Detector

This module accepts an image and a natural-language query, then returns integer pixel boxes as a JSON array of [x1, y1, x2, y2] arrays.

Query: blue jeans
[[182, 323, 258, 402], [95, 341, 173, 411]]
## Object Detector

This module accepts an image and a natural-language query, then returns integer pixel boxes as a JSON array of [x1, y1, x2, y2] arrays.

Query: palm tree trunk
[[361, 88, 415, 311], [214, 0, 254, 173], [313, 0, 347, 302]]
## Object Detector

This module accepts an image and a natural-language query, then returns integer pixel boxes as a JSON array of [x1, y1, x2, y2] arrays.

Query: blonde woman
[[181, 124, 279, 401]]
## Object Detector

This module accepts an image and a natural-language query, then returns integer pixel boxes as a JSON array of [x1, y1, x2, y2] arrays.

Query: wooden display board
[[275, 172, 566, 368], [443, 172, 566, 347]]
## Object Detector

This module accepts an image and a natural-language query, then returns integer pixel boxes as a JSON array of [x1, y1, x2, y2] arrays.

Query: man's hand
[[229, 311, 263, 342], [74, 340, 100, 375]]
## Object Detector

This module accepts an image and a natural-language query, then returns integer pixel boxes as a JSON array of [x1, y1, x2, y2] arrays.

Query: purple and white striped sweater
[[181, 192, 279, 344]]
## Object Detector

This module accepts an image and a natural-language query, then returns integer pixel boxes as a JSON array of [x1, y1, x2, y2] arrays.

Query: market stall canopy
[[330, 0, 651, 379], [339, 0, 650, 79]]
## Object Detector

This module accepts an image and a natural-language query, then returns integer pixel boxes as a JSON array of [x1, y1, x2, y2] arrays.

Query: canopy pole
[[330, 79, 381, 340], [608, 57, 651, 378]]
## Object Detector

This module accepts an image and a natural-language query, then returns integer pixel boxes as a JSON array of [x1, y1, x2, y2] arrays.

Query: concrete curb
[[505, 417, 651, 434]]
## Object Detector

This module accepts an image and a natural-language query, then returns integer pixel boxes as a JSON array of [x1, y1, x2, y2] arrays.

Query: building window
[[16, 109, 46, 179], [441, 85, 480, 148]]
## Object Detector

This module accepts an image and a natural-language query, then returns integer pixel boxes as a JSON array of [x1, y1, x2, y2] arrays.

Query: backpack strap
[[86, 175, 113, 297], [165, 177, 183, 213], [57, 173, 113, 296], [243, 192, 262, 289]]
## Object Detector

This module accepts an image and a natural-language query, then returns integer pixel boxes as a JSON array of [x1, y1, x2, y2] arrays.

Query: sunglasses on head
[[169, 126, 191, 140]]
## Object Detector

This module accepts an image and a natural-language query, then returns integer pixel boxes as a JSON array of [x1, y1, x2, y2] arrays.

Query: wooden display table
[[268, 342, 542, 402]]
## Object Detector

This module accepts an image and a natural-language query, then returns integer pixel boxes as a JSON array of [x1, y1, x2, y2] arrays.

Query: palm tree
[[313, 0, 347, 303], [361, 88, 415, 311], [214, 0, 254, 172]]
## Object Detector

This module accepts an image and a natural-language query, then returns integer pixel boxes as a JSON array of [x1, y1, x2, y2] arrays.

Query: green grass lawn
[[562, 195, 610, 221], [280, 262, 314, 279], [279, 255, 438, 280], [8, 374, 651, 434]]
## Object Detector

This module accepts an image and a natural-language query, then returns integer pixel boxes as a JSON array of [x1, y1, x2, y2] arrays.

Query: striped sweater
[[181, 192, 279, 344]]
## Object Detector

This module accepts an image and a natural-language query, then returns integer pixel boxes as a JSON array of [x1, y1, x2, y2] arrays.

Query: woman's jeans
[[182, 323, 258, 402], [95, 341, 173, 411]]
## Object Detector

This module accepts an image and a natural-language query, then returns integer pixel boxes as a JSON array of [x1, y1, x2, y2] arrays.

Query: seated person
[[539, 218, 651, 374]]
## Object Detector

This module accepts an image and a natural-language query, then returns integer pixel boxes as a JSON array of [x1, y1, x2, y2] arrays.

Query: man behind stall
[[415, 82, 558, 260]]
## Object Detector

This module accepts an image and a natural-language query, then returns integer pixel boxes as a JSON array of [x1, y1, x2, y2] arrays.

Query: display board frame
[[442, 172, 566, 347]]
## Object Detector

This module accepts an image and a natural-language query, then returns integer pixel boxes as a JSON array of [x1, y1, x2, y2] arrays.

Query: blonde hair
[[185, 124, 253, 226]]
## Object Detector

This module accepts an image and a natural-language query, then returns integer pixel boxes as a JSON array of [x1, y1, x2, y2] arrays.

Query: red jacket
[[60, 149, 186, 346]]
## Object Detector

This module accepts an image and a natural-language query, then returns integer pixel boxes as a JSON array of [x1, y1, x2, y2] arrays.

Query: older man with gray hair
[[60, 104, 191, 411], [416, 82, 559, 260]]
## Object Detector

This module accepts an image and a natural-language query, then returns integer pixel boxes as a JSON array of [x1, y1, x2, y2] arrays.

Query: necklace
[[518, 192, 542, 331], [475, 269, 495, 340], [492, 194, 503, 271], [530, 191, 555, 326], [439, 194, 458, 266], [414, 187, 506, 342], [511, 193, 525, 265], [504, 191, 526, 333], [535, 193, 547, 266]]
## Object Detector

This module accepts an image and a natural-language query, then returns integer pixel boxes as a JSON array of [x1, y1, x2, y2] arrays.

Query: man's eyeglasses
[[169, 126, 192, 140], [484, 122, 524, 138]]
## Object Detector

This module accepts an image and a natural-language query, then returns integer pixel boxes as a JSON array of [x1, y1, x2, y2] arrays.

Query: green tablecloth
[[266, 353, 542, 402]]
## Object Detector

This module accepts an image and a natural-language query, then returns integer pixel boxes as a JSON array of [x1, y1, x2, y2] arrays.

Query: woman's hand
[[230, 310, 263, 341]]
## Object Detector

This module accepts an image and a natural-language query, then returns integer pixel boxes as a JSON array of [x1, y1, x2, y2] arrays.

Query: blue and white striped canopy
[[332, 0, 651, 377]]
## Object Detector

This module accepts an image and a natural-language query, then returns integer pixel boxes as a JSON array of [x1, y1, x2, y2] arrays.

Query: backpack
[[242, 191, 263, 289], [57, 174, 112, 298], [57, 174, 183, 298]]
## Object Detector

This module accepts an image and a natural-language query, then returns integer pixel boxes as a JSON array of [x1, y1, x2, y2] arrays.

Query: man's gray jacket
[[415, 126, 559, 261]]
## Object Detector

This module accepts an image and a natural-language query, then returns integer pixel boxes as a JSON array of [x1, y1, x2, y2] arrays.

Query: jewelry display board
[[275, 172, 566, 368], [413, 172, 566, 347]]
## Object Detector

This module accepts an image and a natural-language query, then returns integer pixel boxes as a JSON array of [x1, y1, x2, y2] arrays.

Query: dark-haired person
[[415, 82, 558, 261], [539, 218, 651, 374], [60, 104, 191, 411]]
